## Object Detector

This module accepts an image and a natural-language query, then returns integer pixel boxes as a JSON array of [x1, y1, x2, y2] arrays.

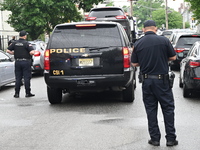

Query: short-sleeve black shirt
[[131, 31, 176, 75], [7, 38, 34, 59]]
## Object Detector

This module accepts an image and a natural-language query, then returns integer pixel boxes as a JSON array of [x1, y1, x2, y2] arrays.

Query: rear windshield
[[176, 36, 200, 48], [89, 10, 123, 18], [31, 44, 36, 49], [49, 24, 122, 48], [162, 31, 172, 35]]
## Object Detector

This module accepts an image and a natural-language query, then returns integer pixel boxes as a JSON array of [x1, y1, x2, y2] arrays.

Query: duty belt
[[143, 74, 165, 80], [15, 58, 31, 61]]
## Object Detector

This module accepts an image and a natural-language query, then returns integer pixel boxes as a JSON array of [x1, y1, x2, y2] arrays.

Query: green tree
[[185, 22, 190, 28], [185, 0, 200, 24], [0, 0, 103, 40], [106, 2, 114, 6], [73, 0, 103, 12], [133, 0, 164, 28], [152, 9, 183, 29]]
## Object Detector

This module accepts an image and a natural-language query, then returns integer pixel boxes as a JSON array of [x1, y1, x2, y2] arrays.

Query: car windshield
[[50, 25, 122, 48], [89, 10, 123, 18], [176, 36, 200, 48]]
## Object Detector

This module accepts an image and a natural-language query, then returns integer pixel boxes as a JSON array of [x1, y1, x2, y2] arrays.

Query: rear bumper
[[32, 64, 43, 71], [186, 79, 200, 89], [44, 71, 133, 92]]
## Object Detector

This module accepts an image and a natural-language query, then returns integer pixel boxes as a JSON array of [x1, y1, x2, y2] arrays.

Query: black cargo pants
[[142, 78, 176, 142], [15, 60, 32, 94]]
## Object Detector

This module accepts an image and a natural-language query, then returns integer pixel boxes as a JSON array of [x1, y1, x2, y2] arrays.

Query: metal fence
[[0, 35, 18, 51]]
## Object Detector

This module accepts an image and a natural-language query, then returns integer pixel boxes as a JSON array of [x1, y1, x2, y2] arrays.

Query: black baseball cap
[[19, 30, 28, 36], [144, 20, 156, 28]]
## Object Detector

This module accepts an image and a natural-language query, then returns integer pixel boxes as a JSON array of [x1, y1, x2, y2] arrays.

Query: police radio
[[168, 62, 175, 88]]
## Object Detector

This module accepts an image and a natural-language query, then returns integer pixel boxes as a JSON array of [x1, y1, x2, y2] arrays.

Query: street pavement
[[0, 71, 200, 150]]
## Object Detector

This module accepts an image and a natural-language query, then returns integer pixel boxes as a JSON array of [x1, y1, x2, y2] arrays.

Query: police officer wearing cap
[[131, 20, 178, 146], [7, 30, 35, 98]]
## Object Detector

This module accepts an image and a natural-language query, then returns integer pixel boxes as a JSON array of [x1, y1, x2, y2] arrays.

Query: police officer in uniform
[[8, 36, 16, 46], [7, 30, 35, 98], [131, 20, 178, 146]]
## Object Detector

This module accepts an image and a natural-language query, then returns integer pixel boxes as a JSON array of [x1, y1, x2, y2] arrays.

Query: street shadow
[[62, 91, 123, 104], [0, 83, 15, 91], [48, 91, 134, 115]]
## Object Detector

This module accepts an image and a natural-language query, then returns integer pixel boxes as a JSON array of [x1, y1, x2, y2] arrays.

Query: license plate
[[79, 58, 94, 66]]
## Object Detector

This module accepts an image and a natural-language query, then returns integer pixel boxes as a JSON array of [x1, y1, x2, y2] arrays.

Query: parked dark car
[[170, 34, 200, 70], [44, 22, 136, 104], [85, 7, 135, 42], [179, 41, 200, 97], [29, 40, 46, 75], [0, 50, 15, 90]]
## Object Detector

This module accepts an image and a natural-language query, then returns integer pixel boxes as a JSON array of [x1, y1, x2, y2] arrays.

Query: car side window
[[187, 44, 195, 56], [198, 45, 200, 56], [189, 46, 197, 57], [193, 48, 198, 57], [119, 25, 129, 46]]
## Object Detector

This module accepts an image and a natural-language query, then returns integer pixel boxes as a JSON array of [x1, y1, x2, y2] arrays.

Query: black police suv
[[85, 7, 136, 42], [179, 41, 200, 97], [44, 22, 136, 104]]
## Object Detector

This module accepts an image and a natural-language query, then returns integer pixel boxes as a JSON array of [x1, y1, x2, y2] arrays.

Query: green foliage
[[185, 0, 200, 24], [185, 22, 190, 28], [106, 2, 114, 6], [73, 0, 104, 12], [132, 0, 183, 29], [152, 9, 183, 29], [133, 0, 164, 27], [0, 0, 103, 40]]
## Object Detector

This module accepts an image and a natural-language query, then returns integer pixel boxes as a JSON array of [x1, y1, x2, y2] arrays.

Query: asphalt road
[[0, 70, 200, 150]]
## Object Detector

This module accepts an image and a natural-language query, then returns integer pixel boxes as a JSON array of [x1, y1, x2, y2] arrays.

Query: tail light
[[44, 49, 50, 70], [174, 48, 185, 53], [115, 15, 126, 19], [189, 61, 200, 68], [34, 51, 40, 56], [123, 47, 130, 68], [76, 24, 96, 27], [86, 17, 97, 21]]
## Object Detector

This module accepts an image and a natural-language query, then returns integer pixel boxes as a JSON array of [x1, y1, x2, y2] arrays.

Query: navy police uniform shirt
[[131, 31, 176, 75], [7, 38, 34, 59]]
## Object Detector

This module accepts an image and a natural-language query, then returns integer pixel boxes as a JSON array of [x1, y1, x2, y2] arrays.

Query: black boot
[[14, 93, 19, 98], [25, 93, 35, 97]]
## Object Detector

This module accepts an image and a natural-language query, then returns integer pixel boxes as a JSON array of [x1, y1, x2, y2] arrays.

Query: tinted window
[[176, 36, 200, 48], [162, 31, 172, 35], [89, 10, 123, 18], [50, 25, 122, 48]]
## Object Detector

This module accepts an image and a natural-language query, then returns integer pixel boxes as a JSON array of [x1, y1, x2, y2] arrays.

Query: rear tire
[[47, 86, 62, 104], [183, 83, 192, 98], [179, 77, 183, 88], [122, 80, 135, 102]]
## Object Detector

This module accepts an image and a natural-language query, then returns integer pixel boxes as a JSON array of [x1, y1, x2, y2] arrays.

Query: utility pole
[[130, 0, 133, 16], [182, 1, 185, 29], [165, 0, 169, 30]]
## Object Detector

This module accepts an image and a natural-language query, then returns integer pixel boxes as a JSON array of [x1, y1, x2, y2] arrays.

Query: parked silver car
[[29, 40, 46, 75], [0, 50, 15, 89]]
